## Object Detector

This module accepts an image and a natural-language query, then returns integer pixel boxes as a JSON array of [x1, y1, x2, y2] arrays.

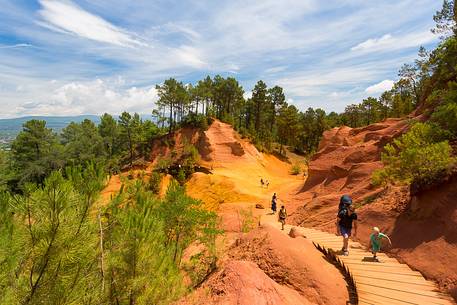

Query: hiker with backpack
[[369, 227, 392, 261], [278, 205, 287, 230], [271, 193, 277, 214], [336, 195, 358, 256]]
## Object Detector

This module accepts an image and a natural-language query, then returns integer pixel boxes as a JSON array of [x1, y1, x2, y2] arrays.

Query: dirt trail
[[178, 120, 352, 304]]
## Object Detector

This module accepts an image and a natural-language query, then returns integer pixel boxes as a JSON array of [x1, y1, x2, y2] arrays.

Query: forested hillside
[[0, 1, 457, 304]]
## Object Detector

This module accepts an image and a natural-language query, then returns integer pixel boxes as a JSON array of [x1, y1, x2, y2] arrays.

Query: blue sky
[[0, 0, 443, 118]]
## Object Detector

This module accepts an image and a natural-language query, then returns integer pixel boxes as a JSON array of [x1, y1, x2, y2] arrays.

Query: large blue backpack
[[338, 195, 352, 216]]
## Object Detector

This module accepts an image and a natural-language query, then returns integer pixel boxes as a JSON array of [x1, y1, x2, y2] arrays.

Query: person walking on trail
[[260, 178, 264, 188], [278, 205, 287, 230], [369, 227, 392, 261], [265, 180, 270, 189], [336, 195, 357, 256], [271, 193, 277, 214]]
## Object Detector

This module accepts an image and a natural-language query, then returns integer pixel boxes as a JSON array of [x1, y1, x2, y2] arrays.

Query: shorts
[[339, 225, 352, 238], [371, 243, 381, 252]]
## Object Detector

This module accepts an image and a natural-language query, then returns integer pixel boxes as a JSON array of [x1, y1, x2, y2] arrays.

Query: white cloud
[[276, 65, 382, 98], [265, 66, 287, 74], [37, 0, 145, 47], [0, 43, 33, 49], [365, 79, 394, 94], [351, 34, 393, 51], [172, 45, 208, 69], [12, 79, 157, 117], [351, 31, 436, 53]]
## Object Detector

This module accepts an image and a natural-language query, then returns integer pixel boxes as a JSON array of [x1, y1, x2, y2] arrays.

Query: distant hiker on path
[[271, 193, 277, 214], [265, 180, 270, 188], [260, 178, 264, 188], [336, 195, 358, 256], [278, 205, 287, 230], [369, 227, 392, 261]]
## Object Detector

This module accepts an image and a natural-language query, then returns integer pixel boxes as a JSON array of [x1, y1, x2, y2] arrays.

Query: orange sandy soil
[[99, 120, 350, 304], [173, 120, 352, 304]]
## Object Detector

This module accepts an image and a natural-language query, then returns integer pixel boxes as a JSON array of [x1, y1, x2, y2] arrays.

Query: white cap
[[373, 227, 380, 233]]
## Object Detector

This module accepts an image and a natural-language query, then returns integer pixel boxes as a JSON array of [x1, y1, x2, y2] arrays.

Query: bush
[[290, 163, 302, 175], [432, 102, 457, 137], [176, 168, 186, 185], [155, 157, 172, 172], [149, 171, 162, 194], [372, 122, 456, 186], [238, 208, 256, 233], [180, 113, 210, 130]]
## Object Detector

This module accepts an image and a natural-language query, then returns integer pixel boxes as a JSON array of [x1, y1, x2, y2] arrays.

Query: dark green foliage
[[11, 120, 64, 187], [0, 151, 14, 192], [148, 171, 162, 194], [159, 182, 221, 264], [180, 113, 210, 130], [372, 123, 456, 186], [297, 108, 328, 155], [104, 181, 185, 305], [0, 166, 221, 305], [432, 103, 457, 136], [432, 0, 456, 37], [156, 78, 189, 133], [98, 113, 120, 159], [61, 119, 106, 166], [118, 112, 142, 168], [0, 170, 103, 304]]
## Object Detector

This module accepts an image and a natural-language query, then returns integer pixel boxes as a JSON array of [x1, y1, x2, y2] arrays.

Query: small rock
[[255, 204, 265, 209], [288, 227, 305, 238]]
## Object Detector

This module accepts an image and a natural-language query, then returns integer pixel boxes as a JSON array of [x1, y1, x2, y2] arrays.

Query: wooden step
[[350, 270, 432, 285], [261, 218, 454, 304], [357, 285, 454, 305], [355, 276, 439, 292], [347, 265, 422, 276], [358, 292, 426, 305]]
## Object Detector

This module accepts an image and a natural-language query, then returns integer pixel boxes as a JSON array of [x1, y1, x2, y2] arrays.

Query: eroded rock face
[[176, 225, 350, 305], [288, 119, 410, 230], [228, 226, 349, 305], [206, 260, 313, 305], [287, 116, 457, 300]]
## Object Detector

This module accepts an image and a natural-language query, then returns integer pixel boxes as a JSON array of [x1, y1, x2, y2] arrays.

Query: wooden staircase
[[261, 216, 455, 305]]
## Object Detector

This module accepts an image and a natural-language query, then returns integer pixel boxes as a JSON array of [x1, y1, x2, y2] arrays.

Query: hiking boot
[[343, 250, 349, 256]]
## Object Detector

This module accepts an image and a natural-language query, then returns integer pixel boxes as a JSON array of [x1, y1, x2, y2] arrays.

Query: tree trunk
[[128, 129, 133, 168], [173, 231, 181, 263], [169, 102, 173, 134], [98, 211, 105, 293]]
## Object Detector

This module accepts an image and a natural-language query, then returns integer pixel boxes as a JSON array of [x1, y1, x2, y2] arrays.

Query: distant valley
[[0, 114, 152, 148]]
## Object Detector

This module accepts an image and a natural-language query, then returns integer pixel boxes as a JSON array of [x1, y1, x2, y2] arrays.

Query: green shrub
[[290, 163, 302, 175], [238, 208, 256, 233], [149, 171, 162, 194], [432, 102, 457, 136], [180, 113, 210, 130], [373, 122, 456, 186], [155, 157, 172, 172], [176, 168, 186, 185]]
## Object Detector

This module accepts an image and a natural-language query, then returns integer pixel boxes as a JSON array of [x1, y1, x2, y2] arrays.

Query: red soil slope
[[177, 225, 349, 305], [174, 121, 351, 305], [286, 118, 457, 300]]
